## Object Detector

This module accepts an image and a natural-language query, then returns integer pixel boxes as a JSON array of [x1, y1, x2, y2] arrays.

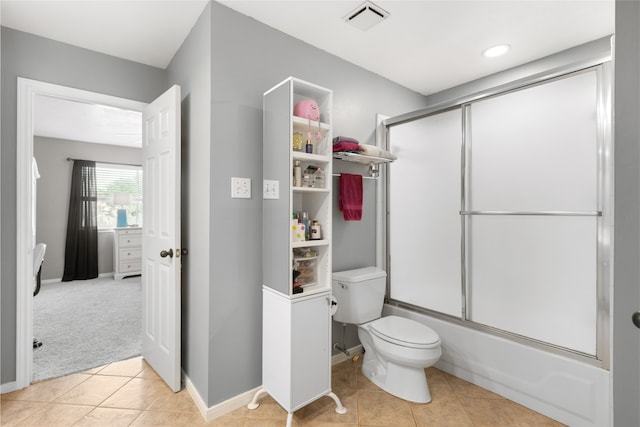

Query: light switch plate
[[231, 177, 251, 199], [263, 179, 279, 199]]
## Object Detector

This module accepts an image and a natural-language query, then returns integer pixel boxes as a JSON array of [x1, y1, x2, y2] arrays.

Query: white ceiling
[[1, 0, 615, 147]]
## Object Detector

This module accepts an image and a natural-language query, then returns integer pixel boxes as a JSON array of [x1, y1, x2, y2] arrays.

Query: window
[[95, 164, 143, 229]]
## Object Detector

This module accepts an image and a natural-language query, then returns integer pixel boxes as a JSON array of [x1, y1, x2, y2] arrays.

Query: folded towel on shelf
[[333, 136, 360, 145], [333, 141, 361, 152], [359, 144, 398, 160], [339, 173, 363, 221]]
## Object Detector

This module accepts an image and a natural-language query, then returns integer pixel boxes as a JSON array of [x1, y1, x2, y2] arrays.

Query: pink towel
[[339, 173, 363, 221], [333, 141, 360, 152]]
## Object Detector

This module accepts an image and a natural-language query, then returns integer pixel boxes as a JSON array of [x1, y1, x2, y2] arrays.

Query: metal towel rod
[[332, 173, 377, 180], [459, 210, 602, 217]]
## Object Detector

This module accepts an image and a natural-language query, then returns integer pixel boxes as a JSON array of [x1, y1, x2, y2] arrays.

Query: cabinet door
[[291, 293, 331, 410]]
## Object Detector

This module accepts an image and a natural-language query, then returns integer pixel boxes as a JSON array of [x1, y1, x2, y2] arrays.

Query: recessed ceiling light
[[482, 44, 511, 58]]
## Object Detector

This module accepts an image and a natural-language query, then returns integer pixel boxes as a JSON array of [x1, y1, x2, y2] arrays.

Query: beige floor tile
[[97, 356, 146, 377], [74, 407, 143, 426], [136, 360, 162, 380], [203, 413, 249, 426], [243, 394, 289, 422], [146, 388, 200, 413], [130, 410, 208, 426], [332, 362, 358, 393], [459, 397, 566, 427], [0, 400, 47, 426], [81, 364, 109, 375], [14, 402, 93, 426], [55, 375, 131, 406], [1, 355, 568, 426], [357, 390, 416, 426], [99, 377, 170, 410], [243, 418, 287, 426], [443, 372, 504, 400], [354, 369, 383, 393], [2, 374, 90, 403], [422, 369, 458, 401], [410, 397, 474, 427], [294, 391, 358, 425]]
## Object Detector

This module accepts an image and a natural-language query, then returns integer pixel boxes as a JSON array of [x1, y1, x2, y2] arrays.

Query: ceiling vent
[[344, 1, 389, 31]]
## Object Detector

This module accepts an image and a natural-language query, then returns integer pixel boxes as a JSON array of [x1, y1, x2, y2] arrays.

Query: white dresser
[[113, 227, 142, 280]]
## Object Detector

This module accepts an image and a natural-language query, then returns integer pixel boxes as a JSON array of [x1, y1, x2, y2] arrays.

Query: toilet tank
[[332, 267, 387, 324]]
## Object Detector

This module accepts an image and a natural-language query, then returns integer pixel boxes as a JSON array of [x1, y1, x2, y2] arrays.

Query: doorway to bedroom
[[32, 94, 144, 381]]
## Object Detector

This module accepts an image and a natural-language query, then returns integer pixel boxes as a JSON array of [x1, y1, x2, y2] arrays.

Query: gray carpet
[[33, 276, 141, 382]]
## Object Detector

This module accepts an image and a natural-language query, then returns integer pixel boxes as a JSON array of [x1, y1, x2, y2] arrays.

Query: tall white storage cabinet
[[248, 77, 345, 426]]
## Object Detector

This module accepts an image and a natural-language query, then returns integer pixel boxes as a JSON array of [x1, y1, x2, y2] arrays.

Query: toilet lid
[[369, 316, 440, 349]]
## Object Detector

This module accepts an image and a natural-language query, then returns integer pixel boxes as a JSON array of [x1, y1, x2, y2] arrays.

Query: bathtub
[[384, 304, 611, 427]]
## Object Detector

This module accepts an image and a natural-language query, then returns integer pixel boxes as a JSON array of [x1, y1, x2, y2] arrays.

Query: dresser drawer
[[119, 235, 141, 248], [120, 248, 141, 261], [119, 261, 141, 273]]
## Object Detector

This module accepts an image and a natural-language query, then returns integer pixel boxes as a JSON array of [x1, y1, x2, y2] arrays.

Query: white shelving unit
[[249, 77, 345, 426]]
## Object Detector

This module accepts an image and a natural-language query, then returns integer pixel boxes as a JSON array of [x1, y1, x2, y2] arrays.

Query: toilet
[[332, 267, 441, 403]]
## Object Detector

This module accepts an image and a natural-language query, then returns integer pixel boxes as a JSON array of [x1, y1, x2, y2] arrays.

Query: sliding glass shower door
[[388, 108, 462, 317], [387, 66, 610, 357], [464, 71, 600, 355]]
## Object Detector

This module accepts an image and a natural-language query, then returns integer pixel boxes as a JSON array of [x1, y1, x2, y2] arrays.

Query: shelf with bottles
[[291, 128, 331, 158], [292, 160, 329, 190], [291, 209, 328, 243], [292, 196, 330, 234]]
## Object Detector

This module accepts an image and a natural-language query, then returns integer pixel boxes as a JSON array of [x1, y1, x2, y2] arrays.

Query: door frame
[[15, 78, 147, 389]]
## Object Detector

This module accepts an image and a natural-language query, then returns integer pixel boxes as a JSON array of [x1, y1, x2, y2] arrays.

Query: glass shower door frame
[[459, 64, 612, 363]]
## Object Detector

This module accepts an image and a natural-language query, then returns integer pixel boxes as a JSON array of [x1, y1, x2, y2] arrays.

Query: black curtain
[[62, 160, 98, 281]]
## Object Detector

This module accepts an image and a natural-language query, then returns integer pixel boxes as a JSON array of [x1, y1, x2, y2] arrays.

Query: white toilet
[[332, 267, 441, 403]]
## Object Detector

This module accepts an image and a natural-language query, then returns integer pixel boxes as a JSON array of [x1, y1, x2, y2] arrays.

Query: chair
[[33, 243, 46, 349]]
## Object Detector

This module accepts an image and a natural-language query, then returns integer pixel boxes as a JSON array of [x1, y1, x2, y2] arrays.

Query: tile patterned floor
[[1, 356, 565, 426]]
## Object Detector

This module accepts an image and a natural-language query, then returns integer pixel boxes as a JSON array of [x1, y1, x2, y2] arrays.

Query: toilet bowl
[[332, 267, 442, 403], [358, 316, 441, 403]]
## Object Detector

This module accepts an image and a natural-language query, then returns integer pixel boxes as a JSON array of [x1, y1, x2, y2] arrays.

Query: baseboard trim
[[0, 381, 18, 394], [184, 372, 261, 422], [183, 347, 363, 422]]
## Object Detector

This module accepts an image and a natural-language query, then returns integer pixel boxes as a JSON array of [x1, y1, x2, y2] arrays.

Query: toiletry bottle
[[310, 220, 322, 240], [292, 132, 303, 151], [301, 212, 310, 240], [293, 160, 301, 187], [305, 139, 313, 154], [314, 167, 324, 188]]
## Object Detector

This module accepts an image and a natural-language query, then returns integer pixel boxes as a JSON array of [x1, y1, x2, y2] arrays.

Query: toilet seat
[[369, 316, 440, 349]]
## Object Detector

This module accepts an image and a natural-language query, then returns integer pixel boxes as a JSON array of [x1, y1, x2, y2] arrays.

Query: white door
[[142, 85, 181, 392]]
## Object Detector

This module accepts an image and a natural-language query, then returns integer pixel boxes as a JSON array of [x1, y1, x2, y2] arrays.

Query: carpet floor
[[32, 276, 141, 382]]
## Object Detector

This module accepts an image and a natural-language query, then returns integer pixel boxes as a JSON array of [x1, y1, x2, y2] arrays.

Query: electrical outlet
[[263, 180, 279, 199], [231, 177, 251, 199]]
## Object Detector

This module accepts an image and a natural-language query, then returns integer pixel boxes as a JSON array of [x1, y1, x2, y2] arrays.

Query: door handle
[[160, 249, 174, 258], [633, 312, 640, 329]]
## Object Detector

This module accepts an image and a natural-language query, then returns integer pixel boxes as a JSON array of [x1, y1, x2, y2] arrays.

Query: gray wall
[[1, 26, 167, 384], [166, 2, 212, 405], [613, 0, 640, 425], [34, 136, 142, 280], [206, 2, 427, 406]]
